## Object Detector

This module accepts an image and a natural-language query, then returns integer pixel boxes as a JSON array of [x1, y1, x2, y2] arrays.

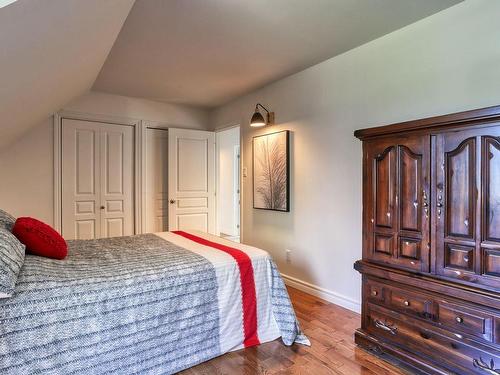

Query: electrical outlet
[[285, 249, 292, 264]]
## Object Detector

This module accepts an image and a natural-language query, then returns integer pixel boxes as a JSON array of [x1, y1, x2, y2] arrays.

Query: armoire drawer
[[365, 278, 436, 321], [365, 277, 498, 344], [365, 302, 500, 375], [436, 300, 494, 343]]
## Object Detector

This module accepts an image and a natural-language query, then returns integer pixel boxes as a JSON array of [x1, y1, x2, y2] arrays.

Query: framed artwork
[[252, 130, 290, 212]]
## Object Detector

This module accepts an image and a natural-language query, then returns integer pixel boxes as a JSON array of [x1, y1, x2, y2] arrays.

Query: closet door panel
[[62, 120, 101, 240], [100, 124, 134, 238], [62, 119, 134, 240]]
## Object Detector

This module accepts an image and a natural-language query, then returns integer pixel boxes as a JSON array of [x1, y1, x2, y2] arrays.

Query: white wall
[[64, 92, 209, 130], [0, 118, 54, 224], [0, 91, 210, 225], [209, 0, 500, 312], [216, 127, 240, 236]]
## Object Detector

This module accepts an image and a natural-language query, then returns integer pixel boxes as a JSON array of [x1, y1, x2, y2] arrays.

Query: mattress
[[0, 230, 308, 374]]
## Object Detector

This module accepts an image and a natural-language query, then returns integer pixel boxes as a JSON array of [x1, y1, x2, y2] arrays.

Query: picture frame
[[252, 130, 290, 212]]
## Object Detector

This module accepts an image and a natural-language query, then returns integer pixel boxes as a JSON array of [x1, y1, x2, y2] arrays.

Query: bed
[[0, 230, 308, 374]]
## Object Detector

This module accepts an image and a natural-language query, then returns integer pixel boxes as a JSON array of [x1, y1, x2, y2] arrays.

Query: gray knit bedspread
[[0, 234, 304, 374]]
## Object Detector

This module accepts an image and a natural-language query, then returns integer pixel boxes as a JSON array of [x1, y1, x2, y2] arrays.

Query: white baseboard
[[281, 273, 361, 314]]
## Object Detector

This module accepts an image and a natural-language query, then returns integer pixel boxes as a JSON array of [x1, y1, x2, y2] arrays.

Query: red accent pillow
[[12, 217, 67, 260]]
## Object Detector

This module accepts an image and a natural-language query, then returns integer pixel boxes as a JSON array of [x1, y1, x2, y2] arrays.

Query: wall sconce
[[250, 103, 275, 127]]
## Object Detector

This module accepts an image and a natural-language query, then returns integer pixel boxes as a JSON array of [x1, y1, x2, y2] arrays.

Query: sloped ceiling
[[0, 0, 135, 148], [93, 0, 461, 108]]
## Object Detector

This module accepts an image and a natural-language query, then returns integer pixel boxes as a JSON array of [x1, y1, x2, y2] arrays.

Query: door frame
[[233, 144, 240, 237], [215, 124, 241, 237], [53, 111, 143, 234], [143, 123, 169, 233]]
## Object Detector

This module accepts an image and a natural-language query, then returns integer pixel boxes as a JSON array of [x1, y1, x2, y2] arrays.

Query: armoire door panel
[[445, 138, 475, 239], [374, 233, 394, 256], [483, 136, 500, 242], [436, 127, 500, 289], [399, 238, 420, 260], [364, 136, 429, 272], [399, 146, 422, 233], [445, 243, 475, 272], [374, 146, 396, 229], [483, 249, 500, 277]]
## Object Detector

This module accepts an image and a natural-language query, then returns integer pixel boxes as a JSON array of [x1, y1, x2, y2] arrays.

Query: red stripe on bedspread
[[172, 231, 260, 348]]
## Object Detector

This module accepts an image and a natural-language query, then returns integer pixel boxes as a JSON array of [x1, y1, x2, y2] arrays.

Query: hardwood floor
[[180, 286, 407, 375]]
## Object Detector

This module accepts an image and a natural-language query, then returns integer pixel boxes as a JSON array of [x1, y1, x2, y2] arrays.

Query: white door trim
[[53, 111, 143, 234], [215, 124, 241, 238]]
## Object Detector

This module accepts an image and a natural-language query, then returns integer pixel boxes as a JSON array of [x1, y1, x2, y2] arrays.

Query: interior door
[[62, 119, 134, 240], [435, 127, 500, 288], [145, 128, 168, 232], [365, 135, 430, 272], [168, 128, 215, 233]]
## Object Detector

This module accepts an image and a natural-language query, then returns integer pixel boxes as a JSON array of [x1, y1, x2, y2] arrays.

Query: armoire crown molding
[[354, 104, 500, 140]]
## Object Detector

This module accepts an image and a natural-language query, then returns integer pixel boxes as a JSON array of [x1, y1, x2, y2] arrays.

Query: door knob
[[169, 199, 176, 204], [100, 206, 105, 210]]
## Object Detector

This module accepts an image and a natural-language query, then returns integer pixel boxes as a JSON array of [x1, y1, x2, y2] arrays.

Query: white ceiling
[[93, 0, 461, 108], [0, 0, 134, 148]]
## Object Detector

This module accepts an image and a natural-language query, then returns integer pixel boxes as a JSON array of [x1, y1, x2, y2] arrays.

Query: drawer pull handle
[[455, 316, 463, 323], [371, 290, 378, 296], [374, 319, 397, 335], [403, 300, 410, 306], [473, 357, 500, 374]]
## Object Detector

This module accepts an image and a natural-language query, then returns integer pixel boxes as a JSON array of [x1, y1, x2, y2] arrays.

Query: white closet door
[[168, 128, 215, 233], [61, 119, 134, 240], [99, 123, 134, 238], [145, 128, 168, 233], [62, 120, 102, 240]]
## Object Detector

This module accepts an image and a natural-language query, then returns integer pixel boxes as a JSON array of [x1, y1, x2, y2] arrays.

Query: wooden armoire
[[354, 106, 500, 374]]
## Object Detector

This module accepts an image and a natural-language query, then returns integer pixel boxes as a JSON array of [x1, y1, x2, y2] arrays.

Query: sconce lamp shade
[[250, 103, 274, 127], [250, 110, 266, 127]]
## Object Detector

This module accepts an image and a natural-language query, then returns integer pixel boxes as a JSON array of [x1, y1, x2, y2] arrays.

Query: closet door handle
[[100, 206, 105, 210], [169, 199, 176, 204]]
